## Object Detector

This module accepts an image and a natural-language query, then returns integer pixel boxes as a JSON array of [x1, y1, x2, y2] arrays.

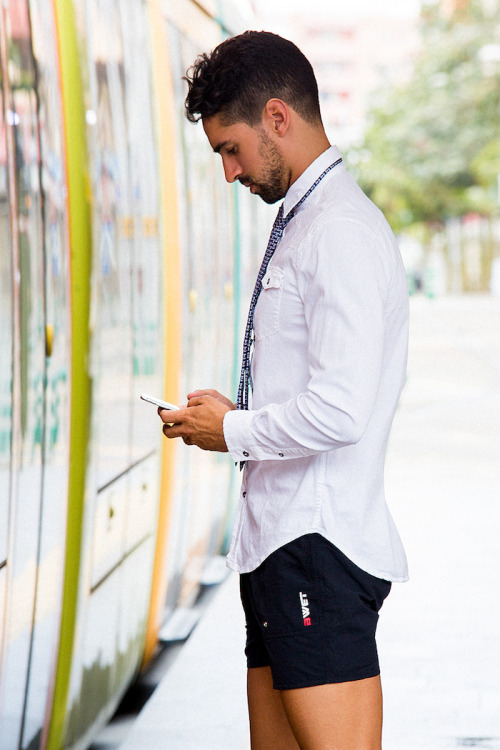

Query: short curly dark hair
[[184, 31, 322, 127]]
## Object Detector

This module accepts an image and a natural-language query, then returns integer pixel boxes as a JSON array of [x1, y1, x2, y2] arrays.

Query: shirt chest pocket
[[254, 267, 284, 341]]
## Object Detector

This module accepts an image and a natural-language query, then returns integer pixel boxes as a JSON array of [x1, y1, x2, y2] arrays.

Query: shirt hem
[[226, 529, 409, 583]]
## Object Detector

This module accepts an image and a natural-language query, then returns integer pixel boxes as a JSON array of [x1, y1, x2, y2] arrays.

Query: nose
[[222, 155, 242, 184]]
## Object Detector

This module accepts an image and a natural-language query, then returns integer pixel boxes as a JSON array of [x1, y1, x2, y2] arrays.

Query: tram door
[[0, 2, 70, 748]]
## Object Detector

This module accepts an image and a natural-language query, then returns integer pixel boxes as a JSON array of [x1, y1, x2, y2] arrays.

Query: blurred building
[[440, 0, 499, 18], [253, 9, 419, 147], [298, 16, 419, 146], [440, 0, 470, 14]]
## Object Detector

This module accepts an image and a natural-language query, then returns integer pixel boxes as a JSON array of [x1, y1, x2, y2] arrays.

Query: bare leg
[[247, 667, 383, 750], [247, 667, 300, 750], [280, 675, 384, 750]]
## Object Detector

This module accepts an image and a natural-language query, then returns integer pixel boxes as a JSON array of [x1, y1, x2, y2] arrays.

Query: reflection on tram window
[[120, 0, 163, 465], [0, 54, 11, 567], [0, 2, 47, 748], [85, 0, 163, 486], [86, 0, 134, 487], [17, 0, 72, 745]]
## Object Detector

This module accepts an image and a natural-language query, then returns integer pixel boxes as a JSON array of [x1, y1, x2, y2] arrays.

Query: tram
[[0, 1, 269, 747]]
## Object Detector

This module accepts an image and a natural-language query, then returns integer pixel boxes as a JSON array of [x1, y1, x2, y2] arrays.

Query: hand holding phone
[[140, 394, 180, 411]]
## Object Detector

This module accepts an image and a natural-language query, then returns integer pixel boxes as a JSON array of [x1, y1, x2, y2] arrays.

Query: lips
[[239, 177, 259, 194]]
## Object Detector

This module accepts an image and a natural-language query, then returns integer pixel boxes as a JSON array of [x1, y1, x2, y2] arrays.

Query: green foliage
[[348, 0, 500, 232]]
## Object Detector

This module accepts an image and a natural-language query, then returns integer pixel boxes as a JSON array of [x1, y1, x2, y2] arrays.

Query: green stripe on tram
[[47, 1, 93, 748]]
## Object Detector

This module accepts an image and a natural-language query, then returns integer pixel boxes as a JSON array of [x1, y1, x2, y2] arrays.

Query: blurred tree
[[348, 0, 500, 235]]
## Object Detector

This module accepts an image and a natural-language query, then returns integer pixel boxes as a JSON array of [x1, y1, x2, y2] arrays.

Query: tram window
[[18, 0, 71, 745], [120, 0, 163, 462], [0, 1, 46, 747], [85, 0, 134, 487]]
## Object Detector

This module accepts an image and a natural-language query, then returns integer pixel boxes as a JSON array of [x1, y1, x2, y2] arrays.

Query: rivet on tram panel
[[189, 289, 198, 312]]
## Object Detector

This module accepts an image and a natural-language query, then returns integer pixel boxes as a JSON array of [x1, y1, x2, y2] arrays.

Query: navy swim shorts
[[239, 533, 391, 690]]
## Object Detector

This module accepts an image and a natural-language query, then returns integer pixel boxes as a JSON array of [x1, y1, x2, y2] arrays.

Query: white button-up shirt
[[223, 146, 409, 582]]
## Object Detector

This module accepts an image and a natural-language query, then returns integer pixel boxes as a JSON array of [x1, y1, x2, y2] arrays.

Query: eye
[[227, 146, 238, 156]]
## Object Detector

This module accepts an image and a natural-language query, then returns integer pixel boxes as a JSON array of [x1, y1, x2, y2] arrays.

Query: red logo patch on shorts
[[299, 592, 312, 626]]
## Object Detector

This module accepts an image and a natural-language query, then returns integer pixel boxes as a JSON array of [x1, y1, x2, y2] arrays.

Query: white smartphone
[[140, 393, 180, 411]]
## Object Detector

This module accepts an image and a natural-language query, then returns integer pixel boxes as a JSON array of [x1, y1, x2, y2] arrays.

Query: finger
[[186, 395, 210, 407], [163, 422, 183, 438], [158, 407, 184, 424], [186, 389, 212, 399]]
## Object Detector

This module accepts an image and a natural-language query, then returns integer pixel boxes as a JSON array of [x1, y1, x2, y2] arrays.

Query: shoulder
[[290, 174, 405, 294], [289, 167, 385, 241], [293, 175, 398, 265], [316, 171, 392, 240]]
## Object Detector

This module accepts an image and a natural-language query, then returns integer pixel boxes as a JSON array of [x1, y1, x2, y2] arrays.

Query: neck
[[285, 126, 331, 187]]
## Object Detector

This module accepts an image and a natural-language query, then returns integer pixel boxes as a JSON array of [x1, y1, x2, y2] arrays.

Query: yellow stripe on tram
[[143, 0, 182, 666]]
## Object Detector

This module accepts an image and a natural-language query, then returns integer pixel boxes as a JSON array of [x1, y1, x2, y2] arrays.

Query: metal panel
[[90, 475, 128, 590], [125, 455, 159, 552]]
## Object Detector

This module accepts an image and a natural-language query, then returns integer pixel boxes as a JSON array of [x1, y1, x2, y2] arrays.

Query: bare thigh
[[247, 667, 300, 750], [247, 666, 383, 750]]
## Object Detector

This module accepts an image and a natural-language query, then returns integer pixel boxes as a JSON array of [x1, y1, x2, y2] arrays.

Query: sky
[[253, 0, 423, 19]]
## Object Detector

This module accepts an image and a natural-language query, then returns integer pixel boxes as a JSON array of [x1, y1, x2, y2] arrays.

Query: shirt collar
[[282, 145, 343, 217]]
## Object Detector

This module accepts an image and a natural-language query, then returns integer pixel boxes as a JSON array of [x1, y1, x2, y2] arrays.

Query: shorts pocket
[[259, 536, 317, 638]]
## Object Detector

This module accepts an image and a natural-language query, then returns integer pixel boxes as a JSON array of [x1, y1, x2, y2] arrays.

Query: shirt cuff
[[223, 409, 256, 462]]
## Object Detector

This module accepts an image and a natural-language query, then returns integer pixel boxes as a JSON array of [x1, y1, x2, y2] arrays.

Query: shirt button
[[242, 491, 247, 498], [278, 452, 284, 457], [263, 622, 268, 628], [243, 450, 249, 457]]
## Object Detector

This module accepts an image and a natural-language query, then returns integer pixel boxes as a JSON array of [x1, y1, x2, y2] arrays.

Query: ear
[[262, 98, 290, 137]]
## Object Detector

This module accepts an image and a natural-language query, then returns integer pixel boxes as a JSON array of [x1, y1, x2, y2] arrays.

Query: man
[[160, 31, 408, 750]]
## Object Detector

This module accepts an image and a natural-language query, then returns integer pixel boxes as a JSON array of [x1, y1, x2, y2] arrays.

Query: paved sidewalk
[[118, 571, 250, 750], [117, 294, 500, 749], [379, 294, 500, 749]]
